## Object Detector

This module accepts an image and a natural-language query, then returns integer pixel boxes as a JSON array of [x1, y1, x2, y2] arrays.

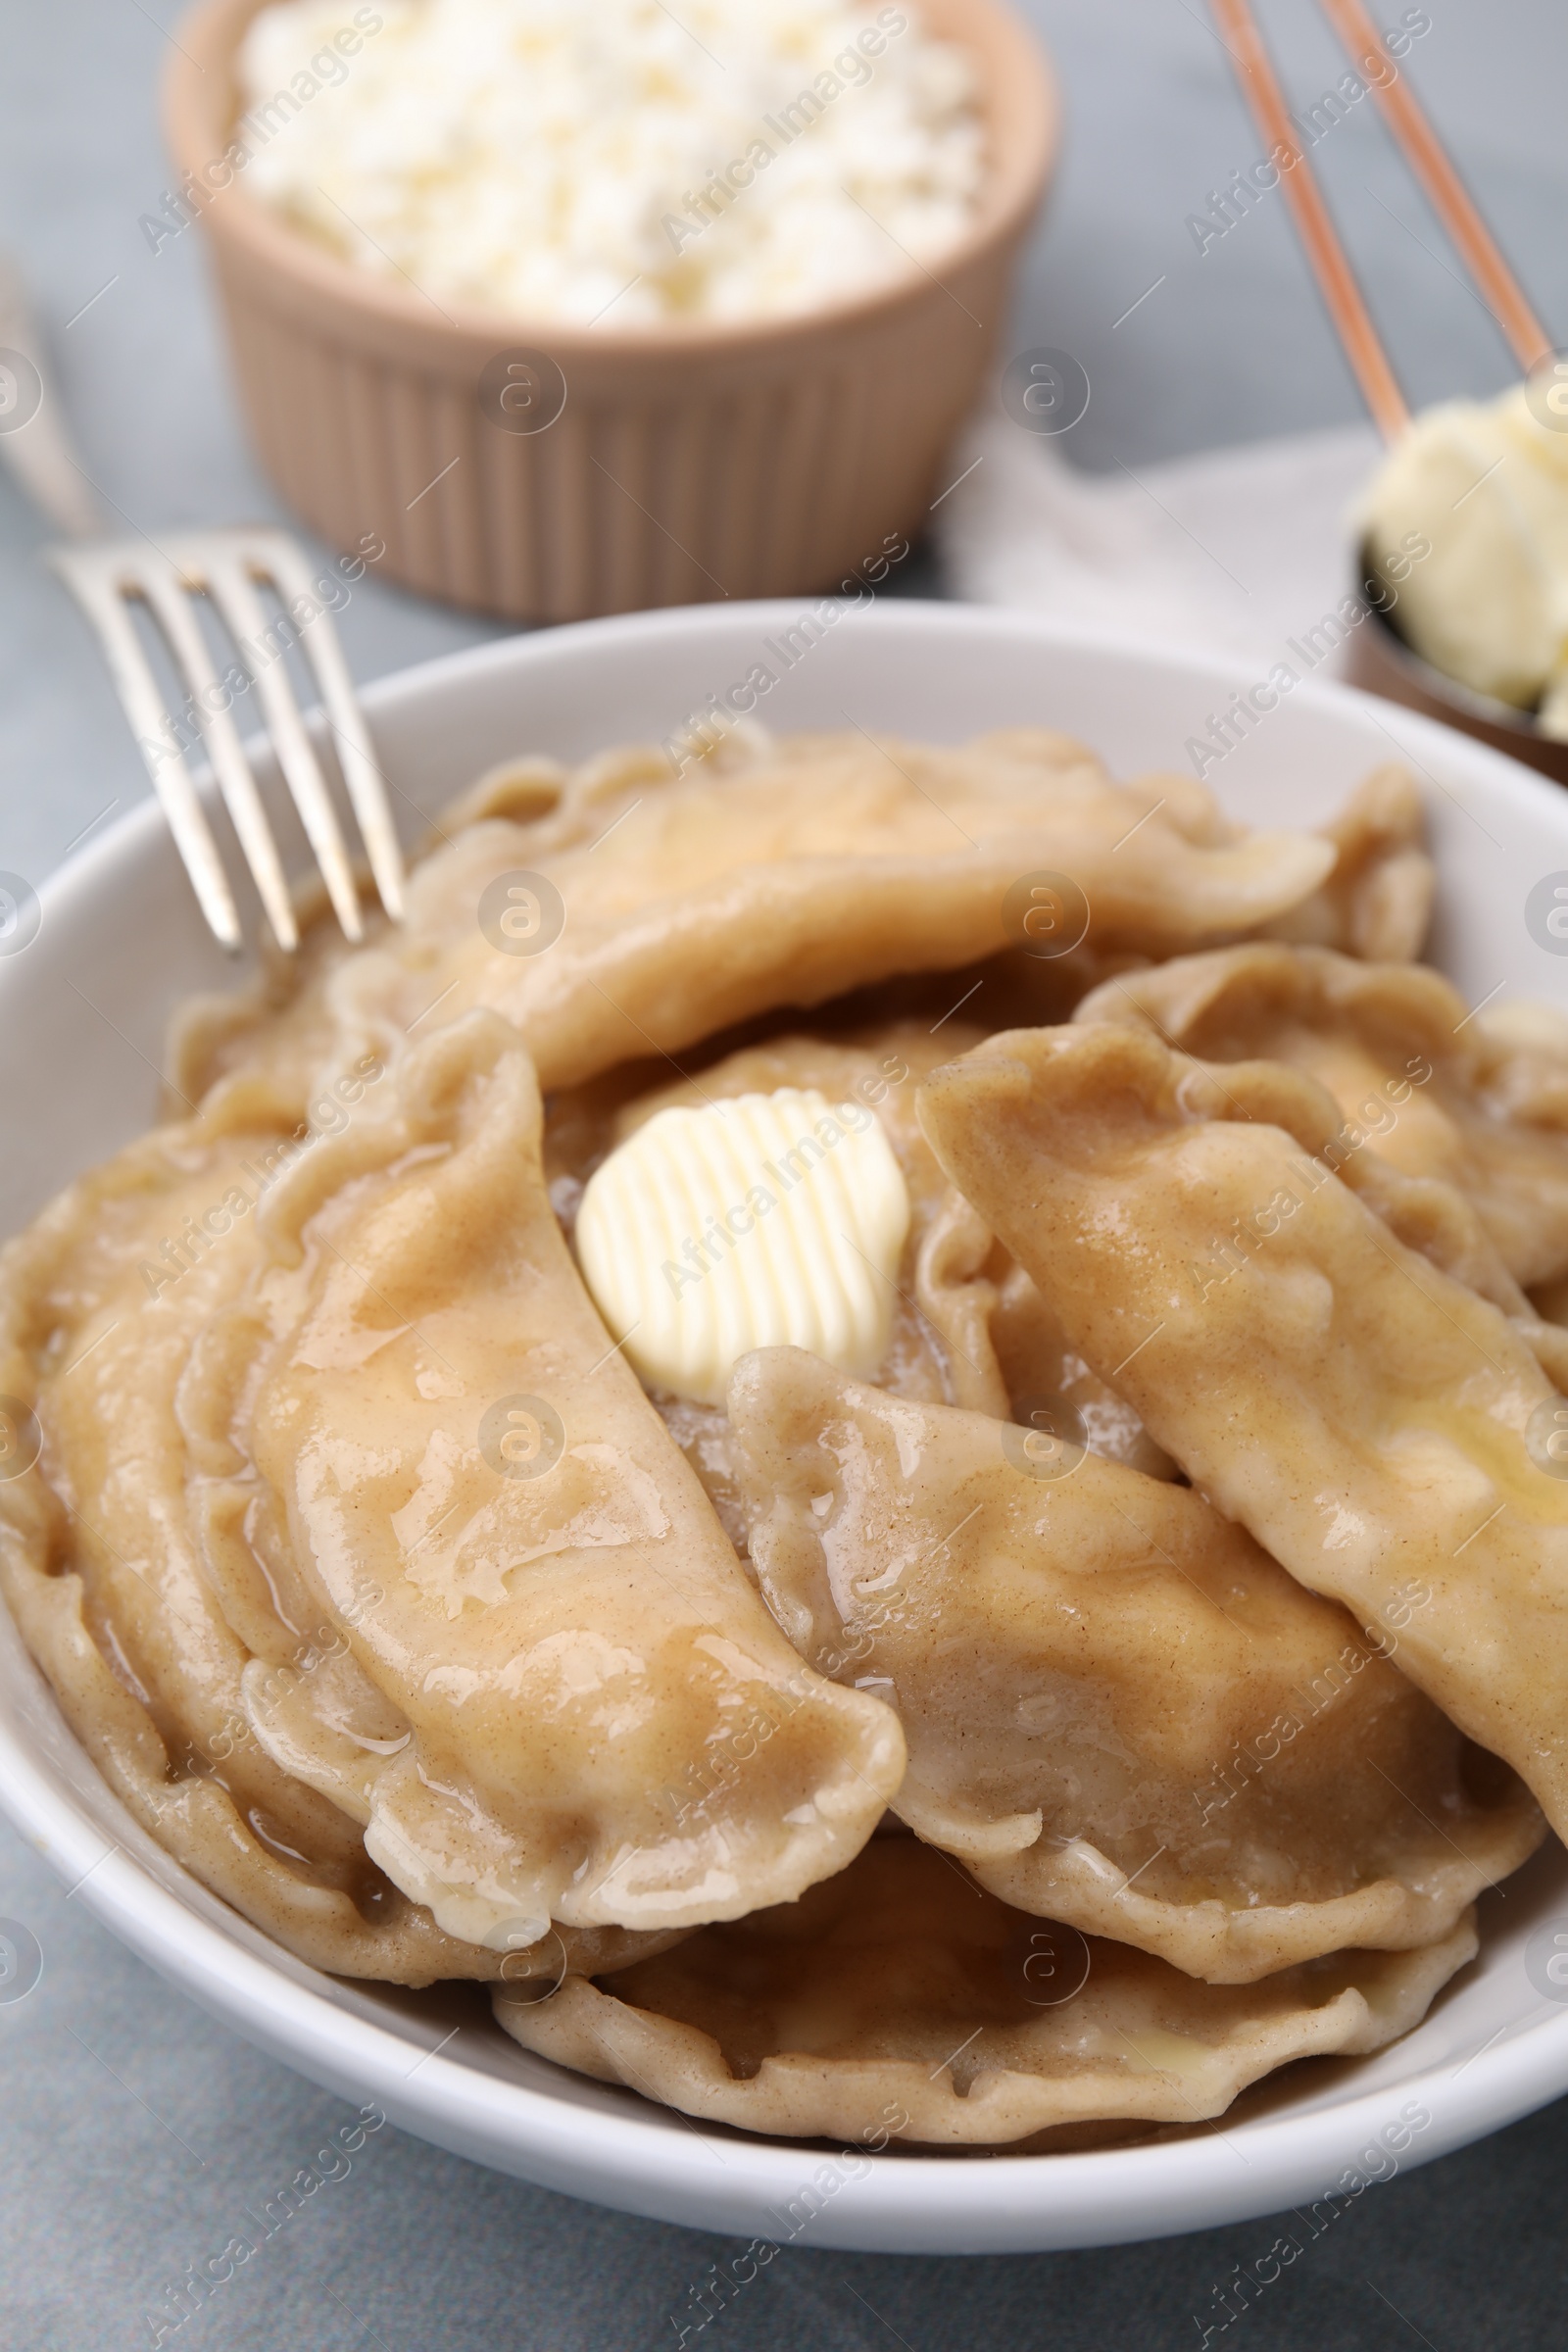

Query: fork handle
[[0, 251, 108, 540]]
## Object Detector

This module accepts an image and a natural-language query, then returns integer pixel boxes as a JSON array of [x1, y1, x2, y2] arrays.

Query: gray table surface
[[4, 3, 1567, 2345]]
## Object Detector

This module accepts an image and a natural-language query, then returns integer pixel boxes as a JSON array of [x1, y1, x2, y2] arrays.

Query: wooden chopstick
[[1208, 0, 1410, 441], [1316, 0, 1552, 374]]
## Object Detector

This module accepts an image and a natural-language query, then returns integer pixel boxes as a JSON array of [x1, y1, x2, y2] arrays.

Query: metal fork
[[0, 252, 404, 953]]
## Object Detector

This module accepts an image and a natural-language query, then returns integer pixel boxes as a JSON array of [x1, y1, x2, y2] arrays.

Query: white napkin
[[934, 416, 1384, 679]]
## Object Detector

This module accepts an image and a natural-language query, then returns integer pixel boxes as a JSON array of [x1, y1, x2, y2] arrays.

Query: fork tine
[[200, 551, 365, 943], [249, 532, 406, 921], [134, 567, 300, 952], [50, 546, 242, 951]]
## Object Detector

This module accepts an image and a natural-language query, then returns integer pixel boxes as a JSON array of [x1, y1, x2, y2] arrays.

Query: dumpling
[[982, 1248, 1176, 1479], [1259, 764, 1434, 962], [917, 1022, 1568, 1844], [236, 1011, 905, 1951], [171, 727, 1341, 1118], [1077, 944, 1568, 1287], [495, 1838, 1477, 2146], [727, 1347, 1540, 1980], [0, 1106, 646, 1984]]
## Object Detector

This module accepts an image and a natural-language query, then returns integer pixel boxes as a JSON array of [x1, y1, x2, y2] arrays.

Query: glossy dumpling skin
[[238, 1011, 906, 1952], [1077, 944, 1568, 1287], [424, 727, 1336, 1088], [495, 1837, 1477, 2146], [727, 1348, 1540, 1982], [917, 1022, 1568, 1844], [0, 1107, 661, 1985], [172, 727, 1340, 1120], [1258, 762, 1434, 962]]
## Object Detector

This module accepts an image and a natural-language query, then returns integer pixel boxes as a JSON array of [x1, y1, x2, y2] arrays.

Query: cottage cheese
[[237, 0, 984, 324]]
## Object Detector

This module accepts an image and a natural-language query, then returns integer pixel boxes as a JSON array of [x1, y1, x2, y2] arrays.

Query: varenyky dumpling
[[727, 1348, 1540, 1981], [1259, 763, 1434, 962], [917, 1022, 1568, 1844], [236, 1011, 904, 1950], [1078, 944, 1568, 1288], [0, 1011, 906, 1976], [170, 727, 1351, 1122], [495, 1838, 1477, 2145], [0, 1094, 657, 1984]]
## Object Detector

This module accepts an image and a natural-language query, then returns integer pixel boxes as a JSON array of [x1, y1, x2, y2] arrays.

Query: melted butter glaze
[[920, 1022, 1568, 1848]]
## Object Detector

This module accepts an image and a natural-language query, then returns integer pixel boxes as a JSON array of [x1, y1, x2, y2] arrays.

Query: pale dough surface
[[918, 1023, 1568, 1844], [729, 1347, 1540, 1981], [495, 1838, 1478, 2145]]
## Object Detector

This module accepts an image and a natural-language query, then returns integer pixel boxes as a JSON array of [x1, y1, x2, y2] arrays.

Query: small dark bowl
[[1349, 538, 1568, 788]]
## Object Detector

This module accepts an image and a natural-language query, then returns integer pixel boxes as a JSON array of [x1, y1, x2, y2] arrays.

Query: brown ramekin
[[164, 0, 1058, 622]]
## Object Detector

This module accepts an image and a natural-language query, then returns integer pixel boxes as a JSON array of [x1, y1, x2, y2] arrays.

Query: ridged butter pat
[[575, 1090, 909, 1405], [1362, 383, 1568, 731]]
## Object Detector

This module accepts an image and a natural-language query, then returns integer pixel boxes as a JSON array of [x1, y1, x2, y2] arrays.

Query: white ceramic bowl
[[4, 603, 1568, 2255]]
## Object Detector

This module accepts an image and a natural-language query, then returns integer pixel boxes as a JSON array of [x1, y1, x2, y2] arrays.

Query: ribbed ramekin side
[[209, 240, 1020, 621]]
